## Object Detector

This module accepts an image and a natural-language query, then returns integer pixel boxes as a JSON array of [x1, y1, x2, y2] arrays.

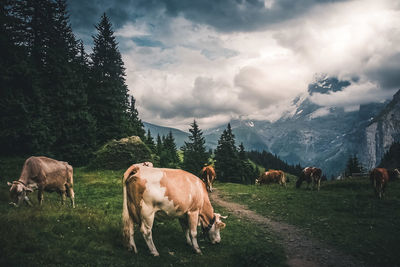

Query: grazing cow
[[200, 165, 216, 192], [7, 156, 75, 208], [296, 167, 322, 191], [122, 164, 227, 256], [256, 170, 286, 187], [370, 168, 389, 199]]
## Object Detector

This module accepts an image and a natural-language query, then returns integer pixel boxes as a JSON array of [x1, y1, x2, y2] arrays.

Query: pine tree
[[236, 143, 259, 184], [345, 154, 363, 177], [145, 129, 156, 152], [0, 0, 32, 155], [89, 13, 131, 146], [214, 123, 241, 182], [46, 0, 96, 164], [156, 134, 163, 155], [182, 120, 209, 175], [127, 96, 145, 139], [160, 131, 180, 168], [0, 0, 96, 162]]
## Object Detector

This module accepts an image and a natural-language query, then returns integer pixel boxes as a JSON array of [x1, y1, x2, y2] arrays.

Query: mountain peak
[[308, 74, 350, 95]]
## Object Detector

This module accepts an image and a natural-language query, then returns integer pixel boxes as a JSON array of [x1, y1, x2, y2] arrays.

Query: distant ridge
[[143, 121, 189, 149]]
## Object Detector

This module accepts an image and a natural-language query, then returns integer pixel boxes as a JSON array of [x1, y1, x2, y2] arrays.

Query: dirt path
[[210, 190, 369, 267]]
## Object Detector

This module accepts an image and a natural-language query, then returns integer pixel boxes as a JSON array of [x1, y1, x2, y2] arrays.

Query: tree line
[[0, 0, 144, 165]]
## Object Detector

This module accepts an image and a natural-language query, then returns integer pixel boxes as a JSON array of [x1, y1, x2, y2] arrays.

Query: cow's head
[[203, 213, 227, 244], [7, 181, 33, 207]]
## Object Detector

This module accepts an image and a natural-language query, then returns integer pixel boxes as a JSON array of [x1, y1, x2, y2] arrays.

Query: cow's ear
[[217, 222, 226, 230], [7, 182, 12, 187]]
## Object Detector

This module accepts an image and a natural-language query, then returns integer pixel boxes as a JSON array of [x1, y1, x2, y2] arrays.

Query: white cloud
[[116, 0, 400, 129], [115, 22, 149, 38], [309, 81, 397, 108]]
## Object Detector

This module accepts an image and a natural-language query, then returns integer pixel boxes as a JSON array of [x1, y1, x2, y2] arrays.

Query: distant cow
[[296, 167, 322, 191], [7, 156, 75, 207], [122, 164, 227, 256], [370, 168, 389, 199], [200, 165, 216, 192], [256, 170, 286, 187]]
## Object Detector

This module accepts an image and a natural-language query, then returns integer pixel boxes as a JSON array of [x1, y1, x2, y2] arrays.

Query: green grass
[[0, 158, 287, 267], [215, 178, 400, 266]]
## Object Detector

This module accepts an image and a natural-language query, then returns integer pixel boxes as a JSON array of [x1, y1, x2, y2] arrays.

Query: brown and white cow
[[200, 165, 216, 192], [296, 167, 322, 191], [370, 168, 389, 199], [7, 156, 75, 208], [122, 164, 227, 256], [256, 170, 286, 187]]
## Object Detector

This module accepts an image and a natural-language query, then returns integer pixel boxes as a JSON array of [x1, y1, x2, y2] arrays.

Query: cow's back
[[30, 156, 71, 189], [370, 168, 389, 183], [126, 167, 206, 219]]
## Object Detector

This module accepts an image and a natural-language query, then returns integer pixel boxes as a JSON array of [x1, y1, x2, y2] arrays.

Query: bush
[[89, 136, 152, 170]]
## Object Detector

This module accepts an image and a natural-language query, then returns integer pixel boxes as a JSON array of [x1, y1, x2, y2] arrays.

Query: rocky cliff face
[[360, 90, 400, 169]]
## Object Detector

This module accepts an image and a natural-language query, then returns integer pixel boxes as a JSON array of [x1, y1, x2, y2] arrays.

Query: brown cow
[[256, 170, 286, 187], [7, 156, 75, 208], [122, 164, 227, 256], [370, 168, 389, 199], [296, 167, 322, 191], [200, 165, 216, 192]]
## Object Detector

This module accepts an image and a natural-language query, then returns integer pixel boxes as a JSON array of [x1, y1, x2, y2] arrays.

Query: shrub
[[89, 136, 152, 170]]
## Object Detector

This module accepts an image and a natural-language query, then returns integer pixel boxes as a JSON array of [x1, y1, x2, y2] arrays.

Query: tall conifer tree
[[182, 120, 208, 175], [160, 131, 179, 168], [89, 13, 130, 146], [214, 123, 241, 182], [145, 129, 156, 152], [128, 96, 145, 139]]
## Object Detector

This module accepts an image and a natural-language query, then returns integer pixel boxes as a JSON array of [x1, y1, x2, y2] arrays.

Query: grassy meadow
[[0, 158, 287, 267], [216, 178, 400, 267]]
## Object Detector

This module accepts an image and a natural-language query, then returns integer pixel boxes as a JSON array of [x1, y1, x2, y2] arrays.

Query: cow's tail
[[122, 171, 138, 253]]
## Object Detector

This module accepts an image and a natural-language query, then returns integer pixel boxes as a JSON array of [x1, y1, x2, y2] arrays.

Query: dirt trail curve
[[210, 190, 369, 267]]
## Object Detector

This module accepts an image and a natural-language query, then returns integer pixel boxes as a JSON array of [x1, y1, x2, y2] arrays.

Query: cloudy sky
[[67, 0, 400, 130]]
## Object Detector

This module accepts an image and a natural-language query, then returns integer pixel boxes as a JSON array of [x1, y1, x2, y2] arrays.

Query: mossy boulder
[[90, 136, 152, 170]]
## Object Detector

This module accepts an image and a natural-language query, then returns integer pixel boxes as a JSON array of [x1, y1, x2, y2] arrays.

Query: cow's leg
[[317, 179, 321, 191], [140, 205, 159, 256], [179, 218, 192, 246], [38, 188, 44, 205], [187, 210, 202, 254], [66, 185, 75, 208], [60, 190, 67, 205]]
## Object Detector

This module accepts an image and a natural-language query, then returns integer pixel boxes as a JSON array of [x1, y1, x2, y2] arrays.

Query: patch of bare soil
[[210, 190, 369, 267]]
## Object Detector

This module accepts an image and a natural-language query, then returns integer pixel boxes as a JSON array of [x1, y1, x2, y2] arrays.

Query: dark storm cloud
[[366, 53, 400, 90], [67, 0, 349, 36], [158, 0, 349, 32]]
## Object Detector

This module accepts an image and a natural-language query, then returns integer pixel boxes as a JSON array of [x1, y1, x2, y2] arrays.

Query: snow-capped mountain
[[144, 76, 399, 177]]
